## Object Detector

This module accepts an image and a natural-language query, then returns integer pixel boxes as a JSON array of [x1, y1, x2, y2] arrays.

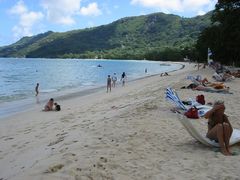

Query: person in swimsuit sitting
[[43, 98, 54, 111], [204, 101, 233, 156]]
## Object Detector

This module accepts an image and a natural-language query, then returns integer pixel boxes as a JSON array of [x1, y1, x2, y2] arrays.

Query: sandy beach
[[1, 63, 240, 180]]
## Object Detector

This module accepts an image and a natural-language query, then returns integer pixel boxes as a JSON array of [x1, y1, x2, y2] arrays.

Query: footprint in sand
[[4, 137, 14, 141], [62, 153, 78, 163], [59, 147, 69, 153], [100, 157, 108, 163], [56, 132, 68, 136], [63, 140, 78, 146], [48, 137, 64, 146], [44, 164, 64, 173]]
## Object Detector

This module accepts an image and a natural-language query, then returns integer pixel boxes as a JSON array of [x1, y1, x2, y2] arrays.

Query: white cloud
[[130, 0, 216, 14], [9, 0, 44, 40], [80, 2, 102, 16], [131, 0, 182, 12], [9, 0, 27, 14], [182, 0, 213, 10], [41, 0, 102, 25], [41, 0, 81, 25]]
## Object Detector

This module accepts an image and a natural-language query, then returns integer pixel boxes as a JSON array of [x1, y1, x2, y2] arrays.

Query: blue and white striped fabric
[[208, 48, 212, 56], [165, 87, 188, 111], [165, 87, 212, 117]]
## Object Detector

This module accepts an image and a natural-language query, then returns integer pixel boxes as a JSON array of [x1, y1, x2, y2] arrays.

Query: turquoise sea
[[0, 58, 182, 118]]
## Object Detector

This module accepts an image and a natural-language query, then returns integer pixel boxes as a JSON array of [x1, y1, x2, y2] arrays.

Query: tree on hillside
[[196, 0, 240, 66]]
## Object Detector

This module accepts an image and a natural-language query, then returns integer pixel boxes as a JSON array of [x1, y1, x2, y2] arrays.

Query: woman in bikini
[[204, 101, 233, 155]]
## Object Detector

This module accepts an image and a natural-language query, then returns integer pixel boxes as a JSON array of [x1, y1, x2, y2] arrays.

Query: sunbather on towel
[[189, 76, 226, 89], [204, 101, 233, 156], [193, 84, 229, 92], [187, 75, 226, 89], [181, 83, 229, 93], [202, 82, 226, 89]]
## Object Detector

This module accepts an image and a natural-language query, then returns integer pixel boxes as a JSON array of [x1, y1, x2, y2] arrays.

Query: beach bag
[[184, 107, 199, 119], [196, 94, 205, 105]]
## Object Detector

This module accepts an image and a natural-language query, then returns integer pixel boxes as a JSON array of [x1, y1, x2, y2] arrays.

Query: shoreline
[[0, 62, 184, 120], [1, 62, 240, 180]]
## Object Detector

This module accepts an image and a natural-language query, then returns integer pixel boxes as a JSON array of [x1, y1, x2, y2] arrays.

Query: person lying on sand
[[201, 81, 227, 89], [193, 84, 230, 93], [188, 75, 227, 89], [181, 83, 229, 93], [204, 101, 233, 156]]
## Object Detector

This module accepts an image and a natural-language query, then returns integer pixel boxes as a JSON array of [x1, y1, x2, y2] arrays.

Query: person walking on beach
[[204, 101, 233, 156], [107, 75, 112, 93], [35, 83, 39, 96], [112, 73, 117, 88], [121, 72, 127, 87]]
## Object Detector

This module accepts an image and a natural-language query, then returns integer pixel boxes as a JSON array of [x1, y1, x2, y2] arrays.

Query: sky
[[0, 0, 217, 46]]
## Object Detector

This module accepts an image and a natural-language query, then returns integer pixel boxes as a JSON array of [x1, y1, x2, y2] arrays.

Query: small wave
[[81, 82, 95, 86], [159, 63, 171, 66], [40, 89, 58, 93]]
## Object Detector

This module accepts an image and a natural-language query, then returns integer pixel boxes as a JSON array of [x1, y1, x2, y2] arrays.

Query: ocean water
[[0, 58, 182, 117]]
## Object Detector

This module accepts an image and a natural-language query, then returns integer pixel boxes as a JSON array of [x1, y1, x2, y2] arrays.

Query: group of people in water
[[35, 72, 128, 110], [107, 72, 127, 93]]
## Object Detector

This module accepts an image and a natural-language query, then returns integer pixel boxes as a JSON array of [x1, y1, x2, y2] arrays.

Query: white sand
[[1, 63, 240, 180]]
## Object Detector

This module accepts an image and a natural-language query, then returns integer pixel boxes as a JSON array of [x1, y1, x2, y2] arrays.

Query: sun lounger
[[166, 87, 188, 111], [165, 87, 240, 147], [176, 113, 240, 147], [165, 87, 212, 117]]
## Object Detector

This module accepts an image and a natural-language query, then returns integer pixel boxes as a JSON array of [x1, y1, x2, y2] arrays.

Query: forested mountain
[[0, 12, 212, 60]]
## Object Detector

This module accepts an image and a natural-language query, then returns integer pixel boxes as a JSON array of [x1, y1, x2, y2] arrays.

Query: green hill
[[0, 12, 212, 60]]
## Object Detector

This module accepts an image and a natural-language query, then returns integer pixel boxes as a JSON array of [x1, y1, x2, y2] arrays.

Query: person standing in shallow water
[[121, 72, 126, 87], [107, 75, 112, 93], [35, 83, 39, 96], [112, 73, 117, 88]]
